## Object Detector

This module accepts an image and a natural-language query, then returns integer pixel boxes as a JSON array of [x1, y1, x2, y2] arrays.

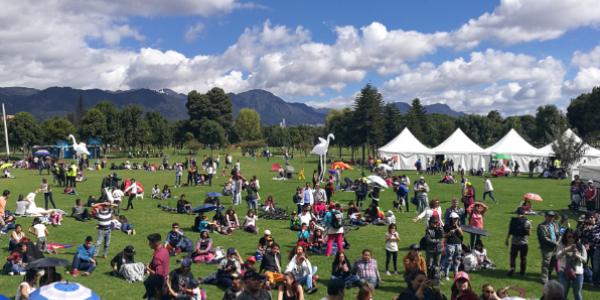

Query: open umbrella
[[285, 165, 295, 174], [205, 192, 223, 197], [35, 150, 50, 156], [344, 177, 353, 186], [0, 163, 11, 169], [27, 258, 70, 269], [460, 225, 491, 237], [328, 169, 337, 174], [29, 282, 100, 300], [0, 295, 10, 300], [377, 164, 393, 171], [524, 193, 543, 202], [492, 153, 511, 160], [192, 204, 218, 213], [366, 175, 387, 188]]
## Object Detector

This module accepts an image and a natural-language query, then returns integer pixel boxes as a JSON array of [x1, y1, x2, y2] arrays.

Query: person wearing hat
[[110, 245, 136, 277], [450, 271, 478, 300], [168, 258, 195, 294], [217, 247, 242, 288], [237, 268, 270, 300], [143, 274, 169, 300], [147, 233, 170, 279], [506, 207, 531, 277], [462, 182, 475, 211], [256, 230, 275, 257], [443, 212, 463, 281], [289, 211, 302, 231], [424, 216, 444, 269], [584, 180, 597, 212], [403, 244, 427, 279], [314, 197, 327, 215], [414, 177, 430, 214], [537, 210, 560, 283]]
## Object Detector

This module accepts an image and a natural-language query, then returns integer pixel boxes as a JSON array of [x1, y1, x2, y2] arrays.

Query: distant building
[[280, 118, 286, 128], [6, 115, 14, 120]]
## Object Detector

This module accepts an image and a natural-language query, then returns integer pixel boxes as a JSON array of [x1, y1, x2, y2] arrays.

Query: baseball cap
[[247, 256, 256, 263], [562, 214, 569, 220], [588, 180, 594, 184], [143, 274, 165, 299], [264, 230, 271, 235], [420, 176, 424, 180], [227, 247, 236, 254], [243, 268, 266, 281], [292, 211, 297, 214], [180, 258, 192, 267], [124, 246, 136, 255], [466, 182, 472, 186], [184, 278, 199, 288], [328, 203, 336, 209], [454, 271, 470, 282], [409, 244, 420, 251], [449, 212, 459, 219], [545, 211, 556, 217], [318, 198, 324, 202]]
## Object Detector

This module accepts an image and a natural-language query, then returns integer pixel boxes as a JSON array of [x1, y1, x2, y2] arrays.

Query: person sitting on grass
[[403, 244, 427, 279], [298, 223, 310, 245], [72, 236, 97, 277], [309, 228, 325, 254], [167, 278, 205, 300], [363, 204, 380, 224], [151, 184, 160, 199], [217, 247, 243, 288], [165, 223, 185, 257], [314, 199, 327, 215], [225, 208, 240, 231], [161, 185, 171, 199], [243, 210, 259, 234], [289, 211, 302, 231], [263, 195, 275, 212], [450, 271, 478, 300], [110, 245, 136, 277], [285, 251, 318, 294], [4, 242, 29, 276], [222, 276, 244, 300], [278, 271, 304, 300], [176, 195, 192, 215], [169, 258, 195, 294]]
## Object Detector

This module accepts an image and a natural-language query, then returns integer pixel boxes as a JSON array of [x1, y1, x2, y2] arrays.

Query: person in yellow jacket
[[298, 168, 305, 180], [68, 163, 78, 188]]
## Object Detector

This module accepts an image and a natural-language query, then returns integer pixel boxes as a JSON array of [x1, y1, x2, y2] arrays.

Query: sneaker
[[520, 269, 526, 276], [82, 272, 90, 276], [306, 287, 318, 294], [346, 283, 353, 290], [19, 271, 26, 276], [385, 271, 391, 276], [394, 271, 398, 275], [446, 276, 450, 281], [507, 268, 515, 277], [8, 272, 14, 276], [133, 230, 136, 235], [58, 222, 61, 225], [72, 269, 79, 277], [103, 255, 108, 259], [494, 200, 498, 204]]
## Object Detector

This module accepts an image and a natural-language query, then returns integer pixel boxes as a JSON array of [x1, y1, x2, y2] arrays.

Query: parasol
[[27, 257, 70, 268], [523, 193, 543, 202], [205, 192, 223, 197], [29, 282, 100, 300], [35, 150, 51, 156], [492, 153, 511, 160], [0, 163, 11, 169], [377, 164, 393, 171], [192, 204, 218, 213], [460, 225, 491, 237], [366, 175, 387, 188]]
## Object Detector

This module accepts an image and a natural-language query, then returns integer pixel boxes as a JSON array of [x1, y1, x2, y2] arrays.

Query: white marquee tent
[[539, 129, 600, 165], [485, 129, 549, 172], [432, 128, 487, 170], [378, 127, 434, 170]]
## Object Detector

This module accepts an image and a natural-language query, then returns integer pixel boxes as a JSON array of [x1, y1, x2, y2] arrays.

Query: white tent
[[432, 128, 487, 170], [378, 127, 434, 170], [484, 129, 549, 173], [579, 163, 600, 182], [539, 129, 600, 165]]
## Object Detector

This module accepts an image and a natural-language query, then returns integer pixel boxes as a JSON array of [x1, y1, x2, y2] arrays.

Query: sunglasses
[[484, 290, 494, 294], [567, 235, 576, 239]]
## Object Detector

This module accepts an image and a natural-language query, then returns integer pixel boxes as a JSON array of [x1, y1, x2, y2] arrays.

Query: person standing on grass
[[36, 177, 56, 210], [385, 224, 400, 276], [537, 210, 560, 283], [174, 163, 182, 188], [424, 216, 444, 269], [28, 217, 51, 254], [593, 219, 600, 288], [72, 236, 97, 277], [112, 186, 124, 215], [92, 201, 117, 259], [147, 233, 170, 279], [444, 212, 463, 281], [482, 176, 497, 204], [245, 179, 259, 217], [585, 180, 597, 213], [466, 202, 487, 250], [124, 178, 138, 211], [324, 203, 344, 257], [414, 177, 430, 214], [506, 207, 532, 278], [207, 163, 214, 187], [576, 212, 595, 270], [557, 228, 586, 300], [0, 190, 8, 233], [462, 182, 475, 211], [444, 198, 465, 226]]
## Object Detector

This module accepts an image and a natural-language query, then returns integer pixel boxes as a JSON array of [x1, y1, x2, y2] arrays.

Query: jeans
[[559, 272, 583, 300], [175, 175, 181, 187], [571, 199, 580, 214], [482, 191, 496, 202], [417, 195, 428, 213], [470, 233, 481, 250], [309, 246, 322, 253], [360, 277, 378, 288], [44, 192, 56, 210], [208, 174, 213, 187], [331, 275, 360, 287], [232, 191, 241, 205], [592, 249, 600, 285], [445, 244, 461, 277], [73, 254, 97, 274], [121, 223, 133, 233], [4, 261, 27, 274], [296, 266, 318, 289], [386, 250, 398, 271], [350, 219, 363, 226], [326, 233, 344, 256], [1, 222, 15, 233], [93, 229, 112, 257], [247, 199, 258, 210]]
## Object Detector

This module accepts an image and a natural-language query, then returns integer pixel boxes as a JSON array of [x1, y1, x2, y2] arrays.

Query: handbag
[[564, 254, 577, 280]]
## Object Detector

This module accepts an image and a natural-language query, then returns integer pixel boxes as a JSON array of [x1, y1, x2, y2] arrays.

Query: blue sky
[[2, 0, 600, 115]]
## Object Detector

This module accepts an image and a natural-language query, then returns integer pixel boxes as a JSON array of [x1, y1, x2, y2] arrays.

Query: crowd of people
[[2, 152, 600, 300]]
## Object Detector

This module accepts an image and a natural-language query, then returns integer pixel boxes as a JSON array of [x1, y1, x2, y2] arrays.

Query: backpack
[[331, 211, 344, 229], [293, 193, 303, 204], [419, 237, 427, 250], [509, 217, 528, 236], [427, 264, 442, 285]]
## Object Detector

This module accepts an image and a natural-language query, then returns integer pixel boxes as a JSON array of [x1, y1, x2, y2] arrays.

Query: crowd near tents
[[378, 127, 600, 172]]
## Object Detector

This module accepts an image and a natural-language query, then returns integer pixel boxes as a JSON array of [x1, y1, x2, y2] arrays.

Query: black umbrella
[[344, 177, 353, 186], [27, 257, 70, 268], [460, 225, 491, 237], [192, 204, 218, 213]]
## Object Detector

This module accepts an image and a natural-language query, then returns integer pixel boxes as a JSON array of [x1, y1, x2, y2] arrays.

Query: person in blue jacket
[[165, 222, 185, 256], [394, 182, 409, 212], [72, 236, 97, 277]]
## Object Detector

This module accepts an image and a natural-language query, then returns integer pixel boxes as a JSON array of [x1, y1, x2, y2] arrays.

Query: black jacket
[[259, 251, 282, 273], [110, 252, 135, 271], [425, 226, 444, 254], [331, 258, 352, 279]]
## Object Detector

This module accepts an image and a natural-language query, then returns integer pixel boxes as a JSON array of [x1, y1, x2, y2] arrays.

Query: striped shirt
[[98, 209, 113, 229], [593, 224, 600, 244]]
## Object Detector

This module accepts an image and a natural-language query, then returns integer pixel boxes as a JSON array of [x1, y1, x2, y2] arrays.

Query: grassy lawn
[[0, 149, 595, 299]]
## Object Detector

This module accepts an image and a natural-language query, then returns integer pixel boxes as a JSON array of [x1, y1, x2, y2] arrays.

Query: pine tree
[[74, 95, 86, 127], [353, 83, 384, 166]]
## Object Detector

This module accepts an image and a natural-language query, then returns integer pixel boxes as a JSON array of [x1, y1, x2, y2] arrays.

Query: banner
[[88, 138, 102, 146]]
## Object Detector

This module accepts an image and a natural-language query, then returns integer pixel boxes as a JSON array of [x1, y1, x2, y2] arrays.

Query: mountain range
[[0, 87, 466, 125]]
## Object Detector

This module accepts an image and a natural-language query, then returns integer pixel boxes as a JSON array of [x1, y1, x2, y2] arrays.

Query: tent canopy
[[432, 128, 485, 154], [539, 129, 600, 158], [269, 163, 280, 172], [378, 128, 433, 154], [485, 129, 547, 156]]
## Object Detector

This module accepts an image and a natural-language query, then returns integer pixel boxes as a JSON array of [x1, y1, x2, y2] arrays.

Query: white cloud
[[184, 22, 206, 43], [563, 68, 600, 95], [572, 46, 600, 68], [449, 0, 600, 49], [305, 92, 359, 109]]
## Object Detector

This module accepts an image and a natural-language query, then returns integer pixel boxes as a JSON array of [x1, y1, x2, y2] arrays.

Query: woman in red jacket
[[451, 271, 478, 300], [462, 182, 475, 211], [584, 180, 597, 212]]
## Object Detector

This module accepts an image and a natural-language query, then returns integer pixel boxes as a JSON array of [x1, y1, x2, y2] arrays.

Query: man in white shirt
[[299, 208, 312, 227], [112, 187, 124, 215], [483, 176, 498, 204], [206, 165, 214, 187]]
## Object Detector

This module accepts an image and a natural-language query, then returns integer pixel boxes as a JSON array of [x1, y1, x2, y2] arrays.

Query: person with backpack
[[537, 210, 560, 283], [505, 207, 532, 277], [424, 216, 444, 269], [324, 203, 344, 257]]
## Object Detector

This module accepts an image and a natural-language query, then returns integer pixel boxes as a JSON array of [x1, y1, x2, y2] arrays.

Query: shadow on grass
[[470, 268, 544, 284]]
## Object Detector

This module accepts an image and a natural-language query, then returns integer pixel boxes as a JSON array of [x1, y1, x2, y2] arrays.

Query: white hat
[[264, 230, 271, 235], [449, 212, 459, 219], [419, 176, 424, 180]]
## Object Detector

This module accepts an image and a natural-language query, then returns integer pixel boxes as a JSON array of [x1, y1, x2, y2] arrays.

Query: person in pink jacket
[[314, 199, 327, 215], [466, 202, 488, 250]]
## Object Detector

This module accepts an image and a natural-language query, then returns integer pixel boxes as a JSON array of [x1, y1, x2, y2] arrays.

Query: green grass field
[[0, 150, 595, 300]]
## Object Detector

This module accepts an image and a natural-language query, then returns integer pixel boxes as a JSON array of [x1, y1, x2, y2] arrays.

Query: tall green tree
[[383, 103, 402, 145], [41, 118, 76, 145], [566, 87, 600, 138], [198, 120, 227, 152], [79, 109, 107, 142], [186, 87, 233, 138], [406, 98, 427, 141], [234, 108, 262, 141], [75, 95, 86, 126], [171, 119, 190, 149], [92, 101, 121, 146], [353, 83, 384, 165], [535, 104, 569, 145], [145, 110, 171, 150], [119, 104, 145, 149], [8, 112, 42, 155]]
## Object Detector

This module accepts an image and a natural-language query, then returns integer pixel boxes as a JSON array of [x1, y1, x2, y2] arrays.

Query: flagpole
[[2, 104, 9, 159]]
